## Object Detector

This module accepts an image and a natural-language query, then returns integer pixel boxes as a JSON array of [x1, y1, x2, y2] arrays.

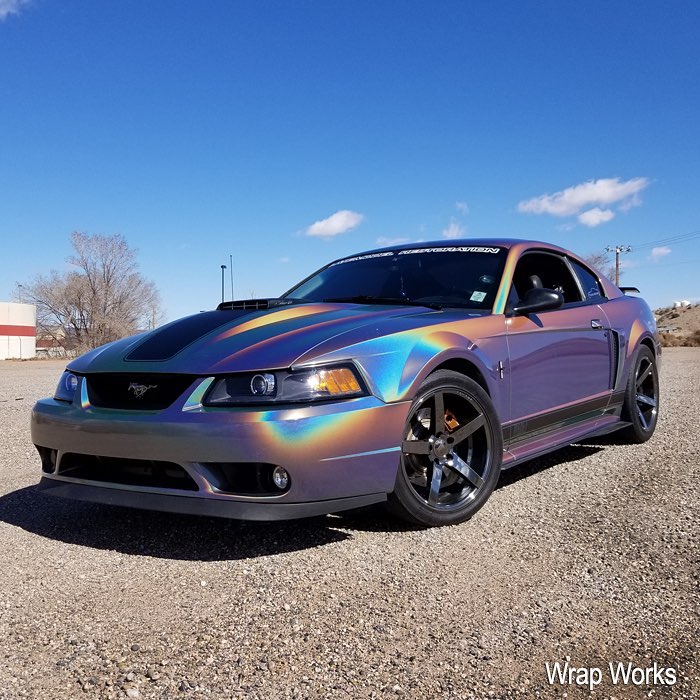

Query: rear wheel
[[620, 345, 659, 443], [388, 370, 503, 527]]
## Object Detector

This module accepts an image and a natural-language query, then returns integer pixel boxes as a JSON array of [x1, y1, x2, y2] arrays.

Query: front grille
[[58, 453, 199, 491], [87, 373, 196, 410]]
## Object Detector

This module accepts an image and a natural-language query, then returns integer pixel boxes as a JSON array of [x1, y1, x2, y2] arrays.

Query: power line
[[634, 257, 700, 269], [631, 228, 700, 251]]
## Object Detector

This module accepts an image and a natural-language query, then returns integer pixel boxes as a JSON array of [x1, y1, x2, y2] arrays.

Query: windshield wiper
[[323, 295, 443, 310]]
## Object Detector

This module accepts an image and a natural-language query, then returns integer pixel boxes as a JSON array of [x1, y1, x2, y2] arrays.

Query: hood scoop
[[217, 298, 295, 311]]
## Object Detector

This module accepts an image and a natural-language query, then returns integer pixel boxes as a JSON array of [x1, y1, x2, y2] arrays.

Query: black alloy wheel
[[621, 345, 659, 443], [388, 370, 503, 527]]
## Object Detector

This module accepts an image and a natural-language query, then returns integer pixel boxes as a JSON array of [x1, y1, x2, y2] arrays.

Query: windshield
[[283, 246, 507, 310]]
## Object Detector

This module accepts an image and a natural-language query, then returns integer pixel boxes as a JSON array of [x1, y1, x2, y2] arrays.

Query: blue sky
[[1, 0, 699, 318]]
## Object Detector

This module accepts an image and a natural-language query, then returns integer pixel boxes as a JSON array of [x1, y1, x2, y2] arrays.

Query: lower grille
[[58, 453, 199, 491], [199, 463, 287, 495]]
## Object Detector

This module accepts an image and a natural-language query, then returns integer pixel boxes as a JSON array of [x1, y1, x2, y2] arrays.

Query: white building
[[0, 302, 36, 360]]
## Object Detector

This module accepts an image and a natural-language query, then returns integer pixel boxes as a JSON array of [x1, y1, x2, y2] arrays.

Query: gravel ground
[[0, 350, 698, 700]]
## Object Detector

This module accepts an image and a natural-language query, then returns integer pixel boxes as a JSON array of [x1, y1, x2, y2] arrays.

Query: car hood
[[67, 302, 449, 375]]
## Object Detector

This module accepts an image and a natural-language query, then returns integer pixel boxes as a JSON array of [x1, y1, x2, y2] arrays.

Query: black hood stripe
[[125, 310, 254, 362]]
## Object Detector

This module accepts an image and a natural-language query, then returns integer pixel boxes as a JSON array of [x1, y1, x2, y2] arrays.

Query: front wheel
[[619, 345, 659, 443], [387, 370, 503, 527]]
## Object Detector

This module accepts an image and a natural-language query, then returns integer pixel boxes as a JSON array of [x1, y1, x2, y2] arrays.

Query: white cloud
[[278, 256, 290, 263], [306, 210, 364, 238], [442, 218, 465, 239], [376, 236, 410, 246], [0, 0, 30, 20], [649, 246, 671, 262], [577, 207, 615, 227], [618, 192, 643, 212], [455, 201, 469, 215], [517, 177, 650, 226]]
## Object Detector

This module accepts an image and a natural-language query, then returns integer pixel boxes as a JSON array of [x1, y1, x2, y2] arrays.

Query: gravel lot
[[0, 350, 698, 700]]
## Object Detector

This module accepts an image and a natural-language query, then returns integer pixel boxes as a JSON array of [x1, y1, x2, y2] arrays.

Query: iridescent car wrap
[[31, 239, 660, 522]]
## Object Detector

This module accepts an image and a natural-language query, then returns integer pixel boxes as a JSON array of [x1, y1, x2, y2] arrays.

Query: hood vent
[[216, 298, 295, 311]]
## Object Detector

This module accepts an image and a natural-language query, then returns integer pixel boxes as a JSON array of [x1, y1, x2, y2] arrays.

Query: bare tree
[[583, 250, 617, 281], [17, 232, 163, 353]]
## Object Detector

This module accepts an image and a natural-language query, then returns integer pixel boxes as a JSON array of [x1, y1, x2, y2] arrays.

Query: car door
[[505, 250, 613, 435]]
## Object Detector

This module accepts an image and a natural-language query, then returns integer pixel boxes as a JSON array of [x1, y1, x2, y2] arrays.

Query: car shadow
[[332, 443, 605, 532], [1, 444, 606, 554], [0, 485, 351, 561], [579, 433, 633, 447], [495, 443, 604, 490]]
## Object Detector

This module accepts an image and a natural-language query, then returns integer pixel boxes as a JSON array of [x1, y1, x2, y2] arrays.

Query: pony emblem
[[128, 382, 157, 398]]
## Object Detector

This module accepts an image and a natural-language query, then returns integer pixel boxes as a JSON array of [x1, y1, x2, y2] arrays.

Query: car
[[31, 239, 660, 527]]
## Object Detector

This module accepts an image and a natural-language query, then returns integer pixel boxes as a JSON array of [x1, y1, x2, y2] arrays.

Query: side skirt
[[501, 415, 629, 470]]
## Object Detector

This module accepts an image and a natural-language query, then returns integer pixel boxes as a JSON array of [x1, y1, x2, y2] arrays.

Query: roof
[[342, 237, 568, 259]]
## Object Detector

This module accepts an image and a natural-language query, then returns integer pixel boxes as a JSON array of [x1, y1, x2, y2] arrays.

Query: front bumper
[[31, 377, 411, 520]]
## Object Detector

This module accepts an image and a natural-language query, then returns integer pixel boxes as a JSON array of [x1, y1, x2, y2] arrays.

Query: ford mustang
[[31, 239, 660, 526]]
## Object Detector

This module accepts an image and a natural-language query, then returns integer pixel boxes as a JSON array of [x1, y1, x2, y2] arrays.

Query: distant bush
[[660, 333, 680, 347], [660, 331, 700, 348]]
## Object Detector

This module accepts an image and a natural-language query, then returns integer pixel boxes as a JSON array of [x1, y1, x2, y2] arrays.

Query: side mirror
[[512, 287, 564, 315]]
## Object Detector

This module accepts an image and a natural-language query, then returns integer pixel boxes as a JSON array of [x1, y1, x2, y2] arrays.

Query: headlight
[[54, 371, 80, 403], [203, 364, 366, 406]]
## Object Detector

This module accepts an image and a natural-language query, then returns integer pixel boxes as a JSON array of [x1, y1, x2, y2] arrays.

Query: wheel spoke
[[432, 391, 445, 433], [401, 439, 431, 455], [428, 461, 443, 505], [636, 393, 656, 408], [446, 453, 484, 489], [636, 406, 648, 430], [636, 362, 652, 389], [449, 414, 485, 445]]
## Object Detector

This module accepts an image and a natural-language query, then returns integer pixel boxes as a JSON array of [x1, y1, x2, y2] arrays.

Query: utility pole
[[220, 264, 227, 303], [229, 253, 234, 300], [605, 245, 632, 286]]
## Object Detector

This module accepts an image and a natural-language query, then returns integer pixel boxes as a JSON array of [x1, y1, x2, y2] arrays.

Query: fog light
[[272, 466, 289, 490]]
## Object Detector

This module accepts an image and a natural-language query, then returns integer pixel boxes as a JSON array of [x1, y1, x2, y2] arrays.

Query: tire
[[619, 345, 659, 443], [387, 370, 503, 527]]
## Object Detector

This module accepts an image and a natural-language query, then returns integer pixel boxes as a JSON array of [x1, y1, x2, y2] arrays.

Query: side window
[[570, 260, 605, 302], [511, 252, 583, 305]]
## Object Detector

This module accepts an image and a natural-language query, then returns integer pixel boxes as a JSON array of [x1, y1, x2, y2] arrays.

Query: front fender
[[308, 322, 509, 418], [397, 331, 502, 402]]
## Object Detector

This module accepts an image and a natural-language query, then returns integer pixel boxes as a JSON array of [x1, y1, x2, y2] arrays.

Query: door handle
[[591, 319, 604, 329]]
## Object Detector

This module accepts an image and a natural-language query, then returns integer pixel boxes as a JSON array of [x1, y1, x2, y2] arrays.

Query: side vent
[[609, 330, 620, 390]]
